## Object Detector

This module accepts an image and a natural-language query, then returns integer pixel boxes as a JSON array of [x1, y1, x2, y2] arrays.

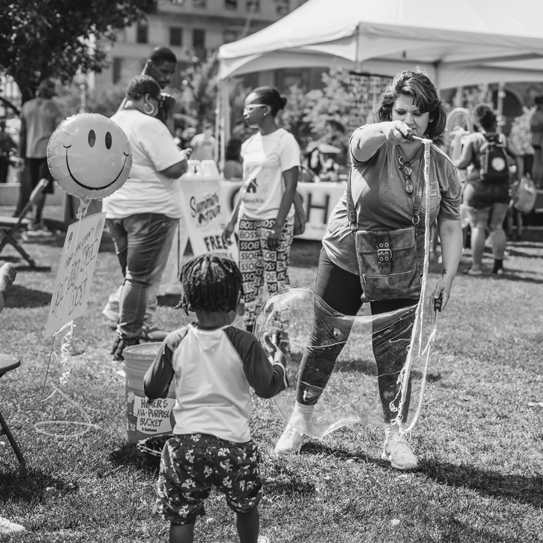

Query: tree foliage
[[0, 0, 157, 102]]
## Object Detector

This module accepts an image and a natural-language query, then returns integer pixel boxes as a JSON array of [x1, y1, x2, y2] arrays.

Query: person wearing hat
[[16, 78, 64, 235]]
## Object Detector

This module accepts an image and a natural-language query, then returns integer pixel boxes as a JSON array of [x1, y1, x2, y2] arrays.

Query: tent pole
[[219, 79, 231, 169]]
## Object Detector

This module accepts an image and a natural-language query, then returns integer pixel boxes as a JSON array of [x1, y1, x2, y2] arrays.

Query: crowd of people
[[0, 39, 541, 539]]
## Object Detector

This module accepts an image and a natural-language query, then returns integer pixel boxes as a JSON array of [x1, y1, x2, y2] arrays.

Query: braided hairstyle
[[179, 254, 244, 313]]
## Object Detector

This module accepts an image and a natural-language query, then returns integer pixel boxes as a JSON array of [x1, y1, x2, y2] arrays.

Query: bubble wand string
[[392, 135, 438, 434]]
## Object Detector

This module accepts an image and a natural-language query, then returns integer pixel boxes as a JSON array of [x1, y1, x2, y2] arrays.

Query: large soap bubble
[[254, 287, 438, 439]]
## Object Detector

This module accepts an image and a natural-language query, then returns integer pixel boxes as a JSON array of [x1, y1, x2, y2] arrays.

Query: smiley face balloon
[[47, 113, 132, 200]]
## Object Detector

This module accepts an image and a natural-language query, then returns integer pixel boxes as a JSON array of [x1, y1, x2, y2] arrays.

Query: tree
[[0, 0, 157, 103]]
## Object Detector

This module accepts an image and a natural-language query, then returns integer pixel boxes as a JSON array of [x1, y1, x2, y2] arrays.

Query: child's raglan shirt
[[143, 323, 288, 443]]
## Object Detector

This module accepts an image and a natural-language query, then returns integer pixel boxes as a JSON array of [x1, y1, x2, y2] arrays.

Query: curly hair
[[179, 254, 244, 313], [250, 86, 288, 117], [374, 69, 447, 141], [473, 103, 497, 132], [126, 75, 161, 102]]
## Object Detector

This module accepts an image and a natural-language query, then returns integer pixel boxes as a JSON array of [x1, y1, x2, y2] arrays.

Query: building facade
[[93, 0, 311, 91]]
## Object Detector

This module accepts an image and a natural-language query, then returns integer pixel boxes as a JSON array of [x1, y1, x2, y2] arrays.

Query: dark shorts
[[24, 158, 54, 194], [156, 433, 262, 525], [463, 179, 509, 209]]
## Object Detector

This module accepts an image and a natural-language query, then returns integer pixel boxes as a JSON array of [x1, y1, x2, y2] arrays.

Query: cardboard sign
[[44, 212, 106, 339], [133, 396, 175, 435], [179, 174, 239, 261]]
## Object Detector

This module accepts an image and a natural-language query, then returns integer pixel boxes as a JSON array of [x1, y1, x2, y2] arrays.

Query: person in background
[[0, 120, 16, 184], [16, 78, 64, 235], [103, 75, 191, 361], [275, 70, 463, 470], [529, 95, 543, 187], [141, 47, 178, 135], [102, 47, 180, 341], [223, 138, 243, 180], [222, 86, 300, 336], [454, 103, 522, 276], [144, 254, 286, 543], [190, 122, 217, 162]]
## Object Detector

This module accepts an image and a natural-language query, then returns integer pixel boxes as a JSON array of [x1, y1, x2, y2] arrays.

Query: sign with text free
[[44, 212, 106, 339], [178, 175, 239, 261]]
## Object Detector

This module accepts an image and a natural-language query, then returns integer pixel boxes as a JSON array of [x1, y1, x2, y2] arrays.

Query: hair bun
[[279, 96, 288, 110]]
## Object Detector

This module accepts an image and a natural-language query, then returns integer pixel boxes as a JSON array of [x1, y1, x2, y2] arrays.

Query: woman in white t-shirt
[[102, 75, 191, 361], [223, 87, 300, 333]]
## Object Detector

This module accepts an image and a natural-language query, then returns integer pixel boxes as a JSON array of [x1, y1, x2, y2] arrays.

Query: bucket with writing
[[123, 343, 176, 443]]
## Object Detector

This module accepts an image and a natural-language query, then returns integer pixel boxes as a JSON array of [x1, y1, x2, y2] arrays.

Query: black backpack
[[475, 133, 510, 183]]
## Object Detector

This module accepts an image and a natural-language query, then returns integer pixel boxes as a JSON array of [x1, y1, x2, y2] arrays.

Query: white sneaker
[[275, 424, 305, 455], [381, 433, 418, 470], [0, 516, 26, 534], [257, 537, 271, 543]]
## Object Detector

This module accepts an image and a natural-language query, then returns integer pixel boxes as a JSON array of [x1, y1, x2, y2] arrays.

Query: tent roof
[[218, 0, 543, 88]]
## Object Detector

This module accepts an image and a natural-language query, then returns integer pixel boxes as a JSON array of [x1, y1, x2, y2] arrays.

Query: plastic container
[[123, 343, 176, 443]]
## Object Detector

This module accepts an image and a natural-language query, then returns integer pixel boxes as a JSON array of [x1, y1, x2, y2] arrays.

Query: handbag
[[292, 190, 308, 236], [512, 176, 537, 214], [346, 168, 422, 302]]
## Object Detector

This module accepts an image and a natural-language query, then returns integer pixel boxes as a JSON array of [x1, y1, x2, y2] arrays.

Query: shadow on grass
[[108, 442, 160, 474], [5, 284, 52, 308], [423, 461, 543, 509], [0, 465, 78, 504], [506, 248, 543, 259], [499, 271, 543, 284], [290, 239, 321, 268], [157, 294, 182, 308]]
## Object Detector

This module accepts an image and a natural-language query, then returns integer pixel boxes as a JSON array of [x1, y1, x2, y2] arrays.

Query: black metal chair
[[0, 353, 25, 464], [0, 178, 49, 268]]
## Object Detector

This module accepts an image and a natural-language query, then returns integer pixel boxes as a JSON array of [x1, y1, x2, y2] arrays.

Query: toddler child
[[144, 254, 287, 543]]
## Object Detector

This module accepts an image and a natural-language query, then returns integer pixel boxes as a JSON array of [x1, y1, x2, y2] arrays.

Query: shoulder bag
[[346, 164, 422, 302]]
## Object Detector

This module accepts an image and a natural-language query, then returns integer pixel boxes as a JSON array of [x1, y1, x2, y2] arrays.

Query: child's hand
[[180, 148, 192, 161], [263, 332, 287, 368]]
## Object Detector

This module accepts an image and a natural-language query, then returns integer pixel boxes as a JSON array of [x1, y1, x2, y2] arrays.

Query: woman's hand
[[382, 121, 413, 145], [266, 224, 282, 250], [222, 222, 235, 246], [180, 148, 192, 161], [431, 275, 454, 312]]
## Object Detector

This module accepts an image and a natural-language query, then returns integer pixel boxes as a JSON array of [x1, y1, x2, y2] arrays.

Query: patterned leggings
[[238, 214, 294, 329]]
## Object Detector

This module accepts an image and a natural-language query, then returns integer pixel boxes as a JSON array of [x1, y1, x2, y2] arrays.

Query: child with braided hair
[[144, 254, 287, 543]]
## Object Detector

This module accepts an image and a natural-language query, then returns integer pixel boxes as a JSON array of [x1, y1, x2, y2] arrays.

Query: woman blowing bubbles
[[276, 70, 463, 470]]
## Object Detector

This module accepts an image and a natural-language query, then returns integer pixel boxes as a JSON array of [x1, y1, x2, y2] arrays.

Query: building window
[[247, 0, 260, 11], [225, 0, 237, 8], [112, 57, 123, 84], [170, 27, 183, 46], [193, 0, 206, 7], [136, 24, 148, 44], [223, 29, 239, 43], [193, 28, 206, 49], [275, 0, 290, 15]]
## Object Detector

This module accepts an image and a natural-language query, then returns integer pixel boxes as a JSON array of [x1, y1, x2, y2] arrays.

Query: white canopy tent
[[216, 0, 543, 148]]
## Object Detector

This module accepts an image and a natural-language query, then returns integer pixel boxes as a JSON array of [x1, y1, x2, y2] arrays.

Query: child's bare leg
[[236, 506, 259, 543], [170, 522, 194, 543]]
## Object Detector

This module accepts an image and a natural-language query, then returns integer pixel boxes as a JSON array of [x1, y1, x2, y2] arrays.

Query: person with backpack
[[454, 103, 523, 276]]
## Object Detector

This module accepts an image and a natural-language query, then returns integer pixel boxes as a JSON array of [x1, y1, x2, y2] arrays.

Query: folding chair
[[0, 178, 49, 268], [0, 354, 25, 464]]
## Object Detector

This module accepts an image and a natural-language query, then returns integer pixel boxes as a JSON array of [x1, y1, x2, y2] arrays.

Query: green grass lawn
[[0, 232, 542, 542]]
